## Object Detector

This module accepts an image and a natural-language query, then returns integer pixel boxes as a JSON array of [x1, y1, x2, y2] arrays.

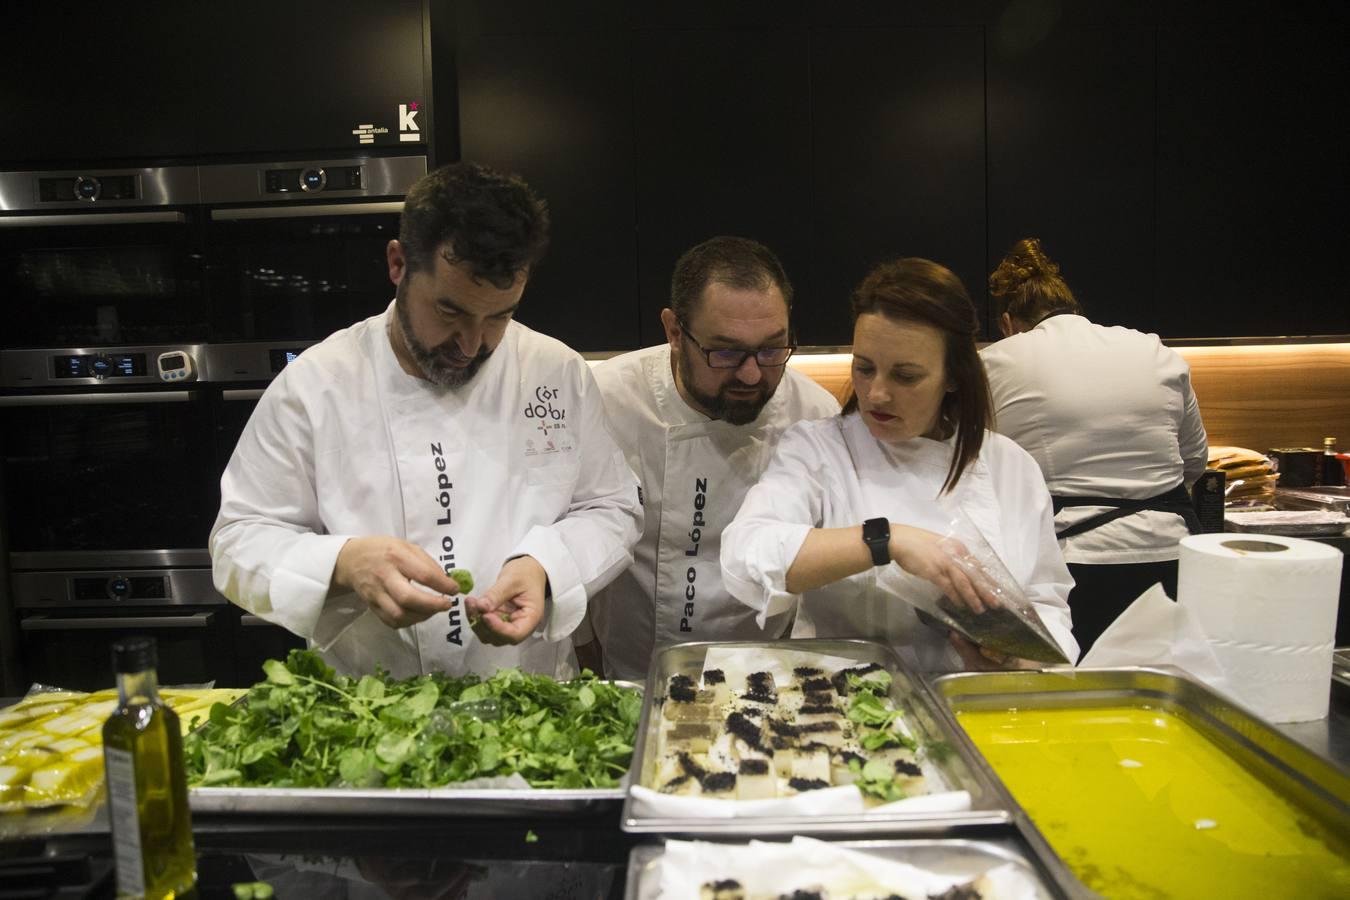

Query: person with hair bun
[[721, 258, 1077, 672], [982, 238, 1208, 656]]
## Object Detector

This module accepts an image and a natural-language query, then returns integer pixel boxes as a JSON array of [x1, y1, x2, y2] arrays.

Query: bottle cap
[[111, 636, 157, 674]]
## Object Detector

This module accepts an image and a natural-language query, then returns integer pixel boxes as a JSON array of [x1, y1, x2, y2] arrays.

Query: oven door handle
[[210, 201, 404, 221], [0, 391, 193, 407], [21, 613, 217, 631], [221, 389, 266, 402], [0, 211, 187, 227]]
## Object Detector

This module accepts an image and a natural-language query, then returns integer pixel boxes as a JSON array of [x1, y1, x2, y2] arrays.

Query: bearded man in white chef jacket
[[578, 236, 840, 680], [210, 162, 643, 679]]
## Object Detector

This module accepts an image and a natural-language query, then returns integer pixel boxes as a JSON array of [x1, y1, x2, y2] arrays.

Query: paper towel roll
[[1178, 534, 1343, 723]]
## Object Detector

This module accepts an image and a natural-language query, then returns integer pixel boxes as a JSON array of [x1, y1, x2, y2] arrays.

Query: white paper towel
[[1177, 534, 1343, 723]]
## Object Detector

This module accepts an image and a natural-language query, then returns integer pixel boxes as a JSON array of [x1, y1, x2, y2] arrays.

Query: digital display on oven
[[268, 348, 305, 373], [53, 354, 148, 378]]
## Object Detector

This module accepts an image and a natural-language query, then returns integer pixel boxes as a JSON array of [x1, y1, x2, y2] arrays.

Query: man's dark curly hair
[[398, 161, 550, 289]]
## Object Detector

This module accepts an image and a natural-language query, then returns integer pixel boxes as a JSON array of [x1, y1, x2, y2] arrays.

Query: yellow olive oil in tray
[[956, 705, 1350, 900]]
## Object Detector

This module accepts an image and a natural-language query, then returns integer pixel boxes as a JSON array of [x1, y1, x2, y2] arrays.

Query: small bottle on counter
[[1323, 437, 1346, 487], [102, 637, 197, 899]]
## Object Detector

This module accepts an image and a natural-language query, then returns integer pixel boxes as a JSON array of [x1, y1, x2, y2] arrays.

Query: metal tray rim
[[623, 834, 1074, 900]]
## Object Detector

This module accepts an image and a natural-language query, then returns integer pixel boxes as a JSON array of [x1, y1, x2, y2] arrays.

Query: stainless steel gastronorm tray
[[1333, 649, 1350, 690], [624, 834, 1074, 900], [189, 680, 643, 817], [931, 666, 1350, 842], [621, 639, 1013, 836]]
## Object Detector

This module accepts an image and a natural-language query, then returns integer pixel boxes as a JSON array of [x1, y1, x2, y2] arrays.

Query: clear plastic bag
[[902, 510, 1070, 665]]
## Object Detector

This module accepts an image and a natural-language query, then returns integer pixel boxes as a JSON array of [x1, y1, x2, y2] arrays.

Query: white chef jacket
[[980, 315, 1208, 565], [210, 304, 642, 680], [721, 413, 1078, 671], [584, 345, 840, 680]]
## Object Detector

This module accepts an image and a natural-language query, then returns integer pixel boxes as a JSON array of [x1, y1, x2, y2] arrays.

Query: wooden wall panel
[[1177, 344, 1350, 454], [789, 343, 1350, 455]]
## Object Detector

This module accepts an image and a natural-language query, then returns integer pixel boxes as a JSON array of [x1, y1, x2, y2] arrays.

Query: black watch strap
[[862, 517, 890, 567]]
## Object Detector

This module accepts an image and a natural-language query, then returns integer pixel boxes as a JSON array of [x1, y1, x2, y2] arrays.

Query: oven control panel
[[264, 165, 363, 194], [54, 353, 147, 379]]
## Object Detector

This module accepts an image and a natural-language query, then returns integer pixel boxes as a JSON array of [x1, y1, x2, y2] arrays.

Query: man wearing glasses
[[577, 236, 840, 679]]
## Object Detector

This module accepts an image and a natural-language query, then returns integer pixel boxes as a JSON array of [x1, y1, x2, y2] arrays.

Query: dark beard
[[395, 283, 492, 387], [674, 344, 771, 425]]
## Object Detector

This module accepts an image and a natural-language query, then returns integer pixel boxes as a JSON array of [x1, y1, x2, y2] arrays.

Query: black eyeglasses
[[677, 318, 795, 369]]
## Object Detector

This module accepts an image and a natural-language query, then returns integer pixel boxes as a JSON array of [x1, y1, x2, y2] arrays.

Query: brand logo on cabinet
[[351, 123, 389, 145], [399, 102, 421, 143]]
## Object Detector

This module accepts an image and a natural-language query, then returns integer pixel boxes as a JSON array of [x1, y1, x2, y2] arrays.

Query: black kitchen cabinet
[[457, 30, 639, 352], [810, 27, 986, 344], [195, 0, 430, 157], [1155, 22, 1350, 339], [632, 28, 813, 346], [0, 0, 200, 164], [987, 25, 1155, 335], [0, 0, 430, 166]]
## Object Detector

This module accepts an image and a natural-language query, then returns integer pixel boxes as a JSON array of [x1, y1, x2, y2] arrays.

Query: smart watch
[[862, 517, 891, 567]]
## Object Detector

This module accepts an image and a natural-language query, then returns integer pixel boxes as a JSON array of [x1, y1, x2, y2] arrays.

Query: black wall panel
[[0, 0, 200, 164], [196, 0, 429, 157], [810, 27, 986, 345], [1156, 23, 1350, 338], [987, 25, 1155, 332], [632, 28, 812, 345], [457, 32, 639, 352]]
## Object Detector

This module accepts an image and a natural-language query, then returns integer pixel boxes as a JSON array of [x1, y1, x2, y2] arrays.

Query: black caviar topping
[[746, 671, 775, 691], [793, 666, 824, 678], [668, 674, 697, 702], [700, 771, 737, 793], [782, 892, 825, 900], [803, 691, 835, 707], [770, 735, 795, 751], [741, 689, 777, 705], [799, 704, 838, 716], [707, 880, 742, 891], [799, 721, 842, 735], [801, 677, 833, 694], [725, 712, 763, 750], [677, 752, 706, 778], [661, 773, 691, 792], [798, 740, 832, 753], [739, 706, 764, 719], [928, 886, 982, 900], [738, 758, 771, 776], [831, 663, 883, 694], [702, 669, 726, 685], [787, 777, 829, 792], [895, 759, 923, 777], [837, 750, 866, 767], [768, 718, 800, 737]]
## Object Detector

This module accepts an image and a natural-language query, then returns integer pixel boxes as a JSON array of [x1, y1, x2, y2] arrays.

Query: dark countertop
[[4, 678, 1348, 899]]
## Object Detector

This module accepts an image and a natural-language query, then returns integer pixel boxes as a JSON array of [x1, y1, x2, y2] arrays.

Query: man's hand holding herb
[[466, 555, 548, 646], [333, 536, 459, 629]]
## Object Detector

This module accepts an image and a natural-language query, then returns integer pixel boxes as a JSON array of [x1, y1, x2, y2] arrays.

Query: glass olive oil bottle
[[103, 637, 197, 899]]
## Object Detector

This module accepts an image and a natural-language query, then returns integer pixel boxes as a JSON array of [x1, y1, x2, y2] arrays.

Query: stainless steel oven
[[0, 156, 419, 692], [0, 343, 309, 689], [201, 155, 424, 342], [10, 557, 235, 691], [0, 166, 206, 348]]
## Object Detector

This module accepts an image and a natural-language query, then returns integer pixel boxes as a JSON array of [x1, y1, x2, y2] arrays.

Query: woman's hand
[[948, 632, 1039, 671], [888, 525, 1001, 613]]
